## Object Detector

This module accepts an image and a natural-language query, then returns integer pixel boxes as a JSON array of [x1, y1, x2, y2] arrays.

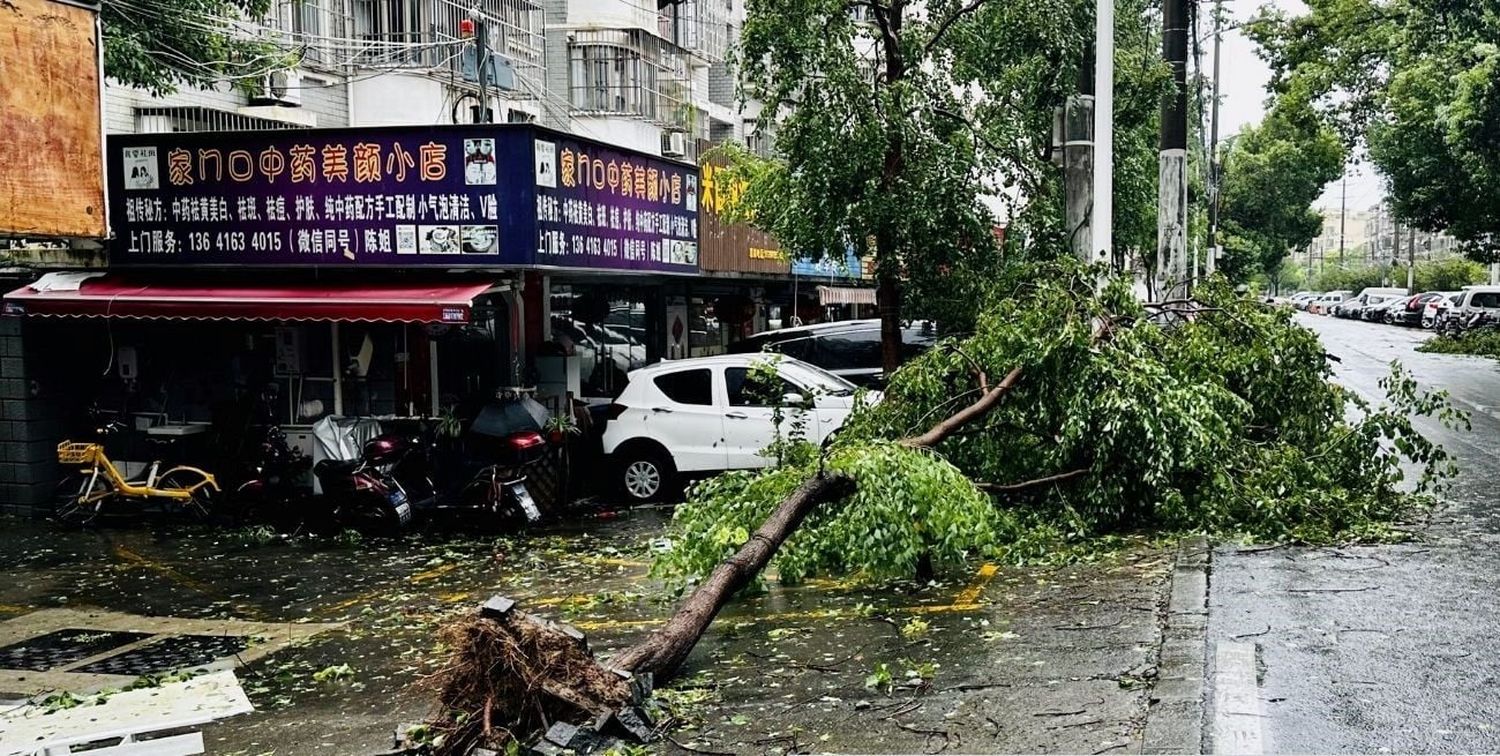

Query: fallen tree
[[415, 265, 1461, 755]]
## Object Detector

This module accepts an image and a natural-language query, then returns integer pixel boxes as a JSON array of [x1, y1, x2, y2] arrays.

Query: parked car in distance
[[1425, 292, 1460, 328], [1289, 292, 1319, 310], [728, 319, 938, 387], [1307, 290, 1353, 315], [1383, 292, 1447, 326], [1334, 288, 1407, 320], [600, 354, 875, 501], [1442, 286, 1500, 327]]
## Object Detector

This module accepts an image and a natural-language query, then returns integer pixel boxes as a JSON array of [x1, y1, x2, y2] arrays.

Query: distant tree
[[1412, 257, 1486, 292], [103, 0, 285, 95], [1249, 0, 1500, 261], [1216, 105, 1344, 283]]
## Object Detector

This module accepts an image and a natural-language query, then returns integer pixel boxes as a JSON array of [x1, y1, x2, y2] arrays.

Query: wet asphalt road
[[1207, 314, 1500, 754]]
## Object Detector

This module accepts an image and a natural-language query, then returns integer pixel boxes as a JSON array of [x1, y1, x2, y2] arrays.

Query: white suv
[[600, 354, 874, 501]]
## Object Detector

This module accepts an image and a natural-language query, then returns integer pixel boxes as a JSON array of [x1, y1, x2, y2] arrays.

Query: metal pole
[[1337, 172, 1347, 268], [473, 9, 491, 123], [1091, 0, 1114, 271], [1157, 0, 1189, 295], [1206, 0, 1223, 277]]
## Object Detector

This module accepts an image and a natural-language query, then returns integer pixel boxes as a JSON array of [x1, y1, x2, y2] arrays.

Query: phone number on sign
[[185, 231, 284, 253]]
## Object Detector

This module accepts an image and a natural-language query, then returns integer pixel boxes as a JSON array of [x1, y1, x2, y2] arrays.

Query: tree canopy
[[1249, 0, 1500, 260], [1216, 105, 1344, 282], [102, 0, 282, 95], [725, 0, 1170, 341]]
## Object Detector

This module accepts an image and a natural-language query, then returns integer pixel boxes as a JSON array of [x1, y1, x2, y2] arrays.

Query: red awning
[[2, 275, 496, 324]]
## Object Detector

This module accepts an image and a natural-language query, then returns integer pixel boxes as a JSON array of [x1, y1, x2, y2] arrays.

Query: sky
[[1213, 0, 1384, 213]]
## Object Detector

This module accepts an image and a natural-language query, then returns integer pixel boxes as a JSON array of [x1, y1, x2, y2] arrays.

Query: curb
[[1142, 535, 1210, 754]]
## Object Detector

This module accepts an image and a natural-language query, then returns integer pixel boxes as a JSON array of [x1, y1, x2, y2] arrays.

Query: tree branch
[[945, 343, 988, 392], [979, 467, 1090, 494], [922, 0, 992, 57], [902, 365, 1024, 448]]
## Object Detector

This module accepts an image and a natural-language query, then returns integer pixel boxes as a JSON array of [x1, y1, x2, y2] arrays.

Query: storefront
[[1, 123, 700, 499]]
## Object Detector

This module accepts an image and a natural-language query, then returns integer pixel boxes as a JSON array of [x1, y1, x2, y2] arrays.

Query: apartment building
[[104, 0, 756, 162], [1363, 203, 1459, 263]]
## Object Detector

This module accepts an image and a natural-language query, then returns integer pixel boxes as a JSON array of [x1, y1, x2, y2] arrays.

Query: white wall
[[564, 0, 657, 31], [572, 116, 664, 155], [350, 74, 449, 126]]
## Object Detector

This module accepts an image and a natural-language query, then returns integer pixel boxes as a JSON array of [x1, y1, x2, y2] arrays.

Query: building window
[[568, 30, 692, 128], [569, 44, 657, 118]]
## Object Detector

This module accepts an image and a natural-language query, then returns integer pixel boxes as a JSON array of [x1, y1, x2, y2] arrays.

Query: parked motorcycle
[[313, 396, 551, 534], [1438, 310, 1496, 338], [229, 425, 312, 527]]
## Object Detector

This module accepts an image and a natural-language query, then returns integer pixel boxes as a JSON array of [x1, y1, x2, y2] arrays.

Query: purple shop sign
[[107, 125, 699, 274], [109, 127, 534, 266], [531, 135, 698, 274]]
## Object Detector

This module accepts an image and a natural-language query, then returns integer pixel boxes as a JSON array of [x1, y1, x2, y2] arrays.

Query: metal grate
[[74, 634, 252, 677], [0, 629, 153, 672]]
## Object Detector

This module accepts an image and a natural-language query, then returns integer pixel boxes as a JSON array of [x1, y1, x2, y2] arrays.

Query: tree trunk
[[878, 265, 903, 376], [608, 471, 855, 676]]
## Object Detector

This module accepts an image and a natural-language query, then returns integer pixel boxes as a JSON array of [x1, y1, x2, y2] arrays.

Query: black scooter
[[313, 396, 551, 533]]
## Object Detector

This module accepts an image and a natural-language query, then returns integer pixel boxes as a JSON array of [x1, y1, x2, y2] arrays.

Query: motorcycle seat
[[314, 459, 360, 475]]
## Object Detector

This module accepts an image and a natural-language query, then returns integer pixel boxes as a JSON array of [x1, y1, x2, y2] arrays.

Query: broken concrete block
[[554, 621, 587, 647], [594, 704, 655, 742], [628, 672, 653, 704], [480, 595, 517, 619], [542, 721, 579, 747]]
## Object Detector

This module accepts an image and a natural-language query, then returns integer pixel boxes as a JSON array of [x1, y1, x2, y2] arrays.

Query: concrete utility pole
[[1205, 0, 1223, 277], [1157, 0, 1189, 296], [1407, 221, 1417, 294], [1064, 58, 1095, 265], [1092, 0, 1115, 271]]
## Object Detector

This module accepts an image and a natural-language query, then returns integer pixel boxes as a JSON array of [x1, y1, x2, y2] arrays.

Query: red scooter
[[313, 398, 550, 533]]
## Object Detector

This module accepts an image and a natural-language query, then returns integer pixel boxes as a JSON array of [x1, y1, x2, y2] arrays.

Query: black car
[[727, 319, 938, 387]]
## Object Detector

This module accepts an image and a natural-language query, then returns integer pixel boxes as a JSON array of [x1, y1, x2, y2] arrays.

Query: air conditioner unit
[[253, 69, 303, 107], [662, 130, 687, 157]]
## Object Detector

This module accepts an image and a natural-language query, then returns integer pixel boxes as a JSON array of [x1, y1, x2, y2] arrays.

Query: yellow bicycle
[[55, 441, 220, 526]]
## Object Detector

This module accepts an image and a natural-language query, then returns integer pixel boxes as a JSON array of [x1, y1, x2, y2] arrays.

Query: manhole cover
[[74, 634, 252, 677], [0, 629, 153, 672]]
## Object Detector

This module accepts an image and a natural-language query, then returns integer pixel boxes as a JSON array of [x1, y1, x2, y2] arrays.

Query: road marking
[[1213, 641, 1265, 755], [408, 562, 458, 583], [953, 563, 998, 606]]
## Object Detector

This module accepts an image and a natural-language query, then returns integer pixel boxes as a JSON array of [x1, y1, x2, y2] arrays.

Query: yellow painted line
[[952, 563, 998, 607], [569, 601, 988, 632], [0, 603, 32, 614], [326, 562, 462, 614], [409, 563, 458, 583], [113, 544, 266, 620], [114, 544, 213, 594], [576, 555, 649, 568]]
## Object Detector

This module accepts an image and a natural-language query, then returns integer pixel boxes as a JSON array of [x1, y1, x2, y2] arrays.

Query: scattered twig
[[1093, 742, 1130, 754], [1231, 625, 1271, 639], [940, 681, 1012, 692], [881, 700, 923, 720], [1287, 586, 1379, 593], [1234, 545, 1284, 555], [1045, 718, 1104, 730], [1032, 708, 1088, 717], [893, 720, 953, 753], [979, 467, 1090, 495], [1053, 616, 1124, 630], [668, 737, 736, 756]]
